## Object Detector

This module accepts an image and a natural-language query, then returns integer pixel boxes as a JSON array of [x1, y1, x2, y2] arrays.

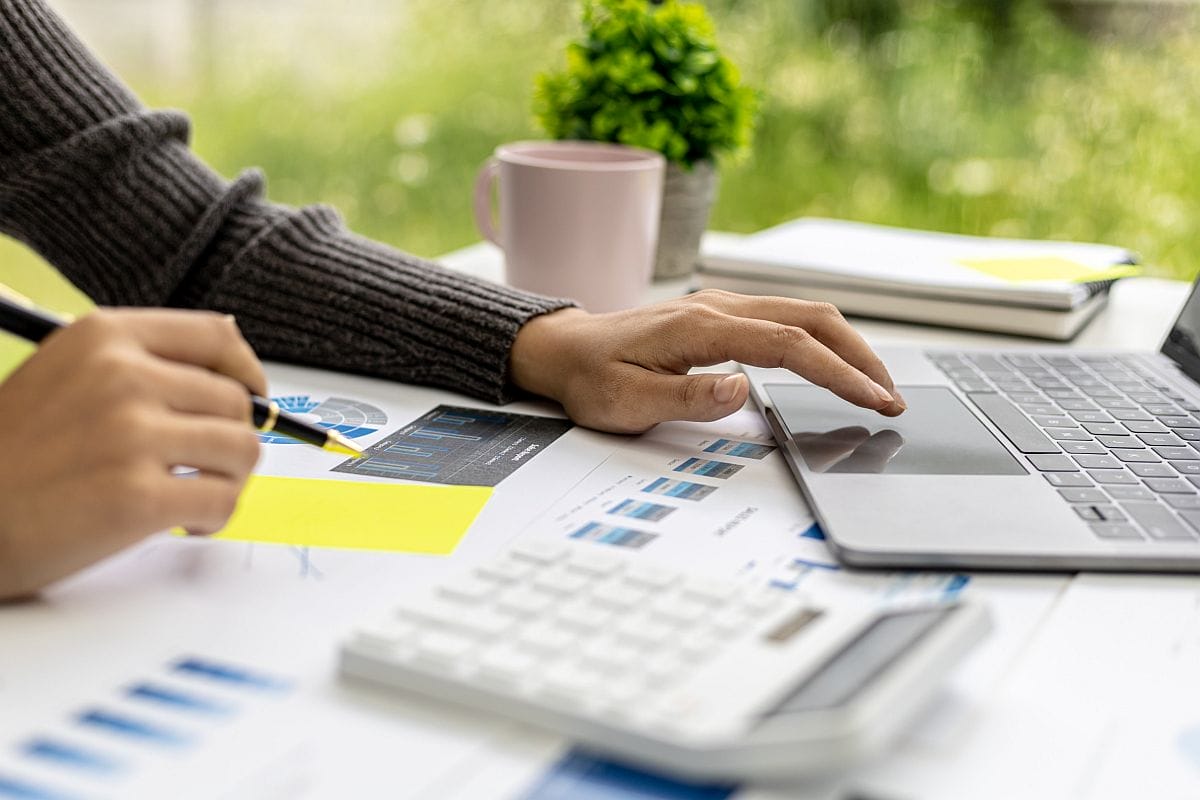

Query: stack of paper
[[698, 218, 1141, 340]]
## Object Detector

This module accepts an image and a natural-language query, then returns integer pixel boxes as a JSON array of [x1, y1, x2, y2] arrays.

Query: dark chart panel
[[333, 405, 573, 486]]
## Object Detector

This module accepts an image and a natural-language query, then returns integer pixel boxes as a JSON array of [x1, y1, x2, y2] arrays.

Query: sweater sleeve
[[0, 0, 575, 403]]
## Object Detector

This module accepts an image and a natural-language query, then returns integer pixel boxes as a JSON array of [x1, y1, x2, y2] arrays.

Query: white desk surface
[[0, 241, 1195, 800]]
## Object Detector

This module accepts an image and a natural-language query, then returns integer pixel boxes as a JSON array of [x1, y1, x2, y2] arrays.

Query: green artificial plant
[[535, 0, 758, 169]]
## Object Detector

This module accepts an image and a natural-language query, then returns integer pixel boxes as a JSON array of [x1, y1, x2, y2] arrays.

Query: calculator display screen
[[760, 606, 952, 717]]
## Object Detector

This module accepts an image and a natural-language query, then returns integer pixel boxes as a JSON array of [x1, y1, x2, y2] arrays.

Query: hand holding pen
[[0, 297, 359, 599]]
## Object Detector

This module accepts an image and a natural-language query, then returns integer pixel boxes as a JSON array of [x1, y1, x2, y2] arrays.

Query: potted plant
[[535, 0, 758, 280]]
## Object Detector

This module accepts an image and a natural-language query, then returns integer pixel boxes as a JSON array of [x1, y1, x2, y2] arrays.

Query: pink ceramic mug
[[474, 141, 665, 312]]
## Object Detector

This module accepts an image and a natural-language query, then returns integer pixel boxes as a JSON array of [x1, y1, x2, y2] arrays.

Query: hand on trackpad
[[767, 384, 1025, 476]]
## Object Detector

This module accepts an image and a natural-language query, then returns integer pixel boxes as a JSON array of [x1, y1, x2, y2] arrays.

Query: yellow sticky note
[[208, 475, 492, 555], [958, 256, 1140, 284]]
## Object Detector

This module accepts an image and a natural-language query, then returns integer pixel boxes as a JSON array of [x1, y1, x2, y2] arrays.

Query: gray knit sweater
[[0, 0, 573, 403]]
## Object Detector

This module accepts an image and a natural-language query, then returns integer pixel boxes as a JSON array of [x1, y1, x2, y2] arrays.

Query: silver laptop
[[745, 278, 1200, 571]]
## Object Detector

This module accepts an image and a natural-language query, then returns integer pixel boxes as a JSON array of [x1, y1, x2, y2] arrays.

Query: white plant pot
[[653, 160, 717, 281]]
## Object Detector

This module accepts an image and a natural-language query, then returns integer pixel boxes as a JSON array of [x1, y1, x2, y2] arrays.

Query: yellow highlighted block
[[957, 256, 1140, 284], [208, 475, 492, 554]]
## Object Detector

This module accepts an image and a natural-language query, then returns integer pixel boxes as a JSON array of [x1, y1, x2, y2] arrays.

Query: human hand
[[0, 309, 265, 600], [509, 290, 906, 433]]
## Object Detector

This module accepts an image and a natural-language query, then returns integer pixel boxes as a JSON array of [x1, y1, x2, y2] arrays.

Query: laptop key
[[1083, 422, 1125, 436], [1113, 450, 1160, 463], [1145, 478, 1194, 494], [1020, 405, 1059, 417], [1097, 435, 1143, 449], [1145, 405, 1183, 416], [1110, 409, 1154, 422], [1068, 411, 1114, 423], [1097, 398, 1139, 409], [1028, 454, 1078, 471], [1129, 463, 1177, 478], [1154, 446, 1198, 460], [1044, 473, 1093, 488], [1090, 470, 1139, 485], [1061, 441, 1106, 455], [1121, 503, 1195, 540], [1123, 421, 1169, 434], [966, 393, 1061, 454], [1139, 433, 1184, 447], [1182, 430, 1200, 441], [1008, 393, 1044, 404], [1105, 485, 1158, 501], [1162, 417, 1200, 429], [1089, 523, 1143, 540], [1072, 454, 1121, 469], [1032, 415, 1076, 428], [1165, 494, 1200, 509], [1048, 429, 1092, 441], [1181, 512, 1200, 535], [1170, 461, 1200, 475], [1057, 399, 1098, 411], [1059, 488, 1108, 503]]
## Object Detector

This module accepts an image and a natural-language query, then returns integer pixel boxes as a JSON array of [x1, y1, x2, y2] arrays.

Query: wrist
[[509, 307, 589, 402]]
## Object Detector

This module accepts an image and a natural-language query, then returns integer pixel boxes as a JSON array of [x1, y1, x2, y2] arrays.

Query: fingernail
[[868, 380, 894, 406], [713, 374, 744, 404], [892, 388, 907, 409]]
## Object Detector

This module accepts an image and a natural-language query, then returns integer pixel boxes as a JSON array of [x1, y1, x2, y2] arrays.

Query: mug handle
[[473, 158, 502, 246]]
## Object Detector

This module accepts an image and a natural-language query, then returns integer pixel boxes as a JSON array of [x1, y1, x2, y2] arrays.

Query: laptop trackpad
[[766, 384, 1025, 475]]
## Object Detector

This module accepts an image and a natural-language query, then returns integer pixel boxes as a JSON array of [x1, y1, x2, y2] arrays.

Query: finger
[[615, 371, 749, 431], [154, 417, 262, 481], [151, 473, 246, 537], [692, 294, 906, 414], [670, 314, 896, 413], [105, 309, 268, 396], [146, 360, 253, 422]]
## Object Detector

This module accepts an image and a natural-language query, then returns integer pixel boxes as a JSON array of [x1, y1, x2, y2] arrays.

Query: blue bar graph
[[172, 658, 291, 692], [571, 522, 657, 549], [21, 739, 122, 776], [799, 523, 825, 540], [521, 750, 735, 800], [77, 710, 190, 747], [126, 683, 234, 716], [608, 499, 676, 522], [642, 478, 716, 501], [702, 439, 776, 460], [0, 775, 82, 800], [673, 458, 743, 480]]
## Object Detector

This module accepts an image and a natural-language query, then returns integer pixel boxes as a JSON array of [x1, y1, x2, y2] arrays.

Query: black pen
[[0, 285, 364, 457]]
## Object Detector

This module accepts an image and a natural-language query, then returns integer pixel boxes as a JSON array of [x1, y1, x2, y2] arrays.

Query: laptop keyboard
[[927, 351, 1200, 543]]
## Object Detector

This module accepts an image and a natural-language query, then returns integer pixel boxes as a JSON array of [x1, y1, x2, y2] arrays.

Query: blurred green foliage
[[3, 0, 1199, 323], [535, 0, 758, 166]]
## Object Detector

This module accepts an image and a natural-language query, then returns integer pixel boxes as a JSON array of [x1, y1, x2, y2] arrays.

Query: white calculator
[[340, 540, 989, 782]]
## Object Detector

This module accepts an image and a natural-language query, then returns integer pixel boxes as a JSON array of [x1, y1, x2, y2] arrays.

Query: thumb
[[634, 371, 749, 426]]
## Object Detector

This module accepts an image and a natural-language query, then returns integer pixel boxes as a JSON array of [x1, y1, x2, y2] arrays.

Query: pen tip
[[326, 431, 366, 458]]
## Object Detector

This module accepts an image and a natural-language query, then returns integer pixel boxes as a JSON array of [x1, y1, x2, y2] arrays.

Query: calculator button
[[680, 577, 742, 605], [555, 602, 614, 633], [564, 551, 625, 577], [476, 645, 541, 686], [474, 559, 533, 584], [622, 564, 679, 591], [531, 568, 593, 597], [413, 631, 477, 669], [510, 541, 570, 565], [590, 581, 647, 611], [436, 576, 498, 604], [648, 596, 710, 627], [496, 588, 555, 618], [517, 622, 578, 654]]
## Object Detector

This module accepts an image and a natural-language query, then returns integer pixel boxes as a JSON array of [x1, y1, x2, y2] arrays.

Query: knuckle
[[674, 376, 704, 408], [689, 288, 734, 308], [233, 430, 262, 474], [807, 301, 844, 321]]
